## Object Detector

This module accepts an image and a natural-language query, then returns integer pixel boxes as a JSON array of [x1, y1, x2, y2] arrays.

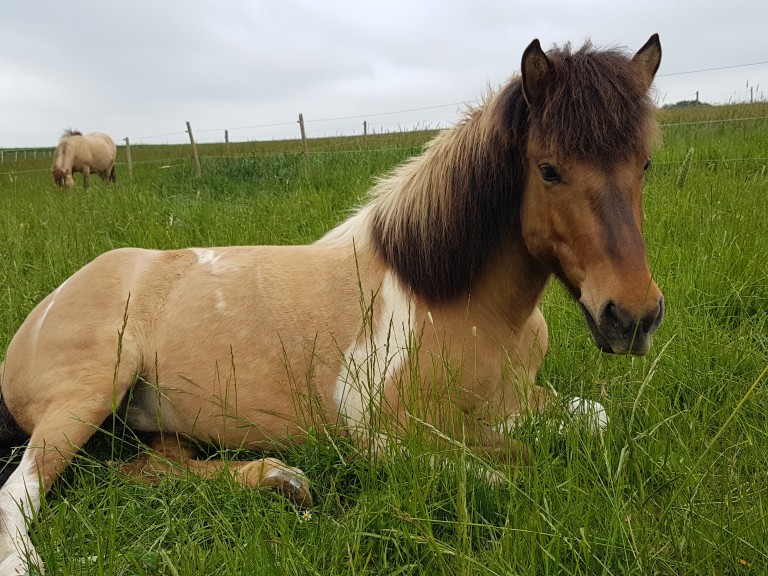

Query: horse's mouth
[[579, 303, 652, 356]]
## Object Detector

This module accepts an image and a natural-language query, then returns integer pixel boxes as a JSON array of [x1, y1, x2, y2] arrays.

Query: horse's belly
[[128, 339, 345, 448]]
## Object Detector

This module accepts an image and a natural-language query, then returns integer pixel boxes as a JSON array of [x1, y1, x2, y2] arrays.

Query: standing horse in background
[[51, 129, 117, 188], [1, 35, 663, 573]]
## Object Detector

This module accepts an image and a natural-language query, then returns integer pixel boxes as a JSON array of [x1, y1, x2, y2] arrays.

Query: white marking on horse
[[333, 271, 414, 449], [193, 248, 221, 266], [215, 290, 226, 312], [34, 277, 69, 338], [193, 248, 238, 276], [0, 450, 44, 573]]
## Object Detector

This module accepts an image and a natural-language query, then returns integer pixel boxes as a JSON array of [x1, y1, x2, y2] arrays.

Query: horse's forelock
[[528, 43, 659, 162]]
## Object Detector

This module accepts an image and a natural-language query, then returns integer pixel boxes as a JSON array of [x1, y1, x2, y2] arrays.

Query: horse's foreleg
[[436, 381, 560, 480], [122, 434, 312, 507], [0, 402, 118, 574], [82, 166, 91, 189], [108, 165, 116, 182]]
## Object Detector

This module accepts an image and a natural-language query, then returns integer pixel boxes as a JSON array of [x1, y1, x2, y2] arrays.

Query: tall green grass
[[0, 104, 767, 575]]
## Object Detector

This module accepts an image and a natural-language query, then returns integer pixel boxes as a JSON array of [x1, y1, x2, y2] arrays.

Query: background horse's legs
[[97, 168, 113, 183], [82, 166, 91, 189], [121, 433, 312, 507]]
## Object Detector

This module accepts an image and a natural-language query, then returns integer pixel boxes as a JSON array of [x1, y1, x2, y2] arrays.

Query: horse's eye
[[643, 159, 652, 172], [539, 164, 561, 184]]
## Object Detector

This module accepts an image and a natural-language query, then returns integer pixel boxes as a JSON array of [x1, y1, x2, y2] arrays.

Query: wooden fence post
[[186, 121, 202, 177], [124, 137, 133, 180], [298, 113, 310, 174]]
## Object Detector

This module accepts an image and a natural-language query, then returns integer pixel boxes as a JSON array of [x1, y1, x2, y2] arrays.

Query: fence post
[[225, 129, 229, 144], [363, 121, 367, 138], [124, 137, 133, 180], [298, 113, 310, 174], [186, 121, 202, 177]]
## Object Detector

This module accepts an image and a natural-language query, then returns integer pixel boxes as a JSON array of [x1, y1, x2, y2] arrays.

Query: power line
[[190, 102, 469, 135], [658, 61, 768, 77], [660, 116, 768, 127], [306, 102, 468, 124], [133, 130, 187, 141], [71, 63, 768, 143]]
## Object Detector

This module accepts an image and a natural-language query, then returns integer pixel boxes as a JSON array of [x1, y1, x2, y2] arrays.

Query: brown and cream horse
[[51, 129, 117, 188], [1, 36, 663, 573]]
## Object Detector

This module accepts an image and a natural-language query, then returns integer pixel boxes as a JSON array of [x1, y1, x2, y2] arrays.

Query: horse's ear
[[521, 39, 552, 107], [632, 33, 662, 88]]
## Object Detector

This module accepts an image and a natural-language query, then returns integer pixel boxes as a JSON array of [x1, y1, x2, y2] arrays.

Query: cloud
[[1, 0, 766, 147]]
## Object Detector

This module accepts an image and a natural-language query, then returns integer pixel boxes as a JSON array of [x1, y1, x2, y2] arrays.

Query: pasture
[[1, 101, 767, 575]]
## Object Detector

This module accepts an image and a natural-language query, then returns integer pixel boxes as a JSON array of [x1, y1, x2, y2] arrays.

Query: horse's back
[[1, 245, 376, 442], [85, 132, 117, 168], [87, 132, 115, 149]]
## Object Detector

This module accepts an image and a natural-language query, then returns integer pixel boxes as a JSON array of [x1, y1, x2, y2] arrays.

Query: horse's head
[[519, 35, 664, 355], [52, 168, 75, 188]]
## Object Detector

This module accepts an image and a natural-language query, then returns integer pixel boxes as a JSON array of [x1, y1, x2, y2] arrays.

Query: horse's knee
[[120, 433, 198, 482], [145, 433, 198, 461]]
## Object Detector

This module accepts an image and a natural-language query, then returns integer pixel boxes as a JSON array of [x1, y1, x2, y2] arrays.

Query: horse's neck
[[470, 234, 551, 325], [53, 140, 75, 170]]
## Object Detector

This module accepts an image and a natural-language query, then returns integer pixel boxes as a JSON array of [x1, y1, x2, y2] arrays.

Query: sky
[[1, 0, 766, 149]]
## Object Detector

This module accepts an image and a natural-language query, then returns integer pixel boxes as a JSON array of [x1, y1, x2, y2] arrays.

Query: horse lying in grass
[[0, 35, 664, 573], [51, 129, 117, 189]]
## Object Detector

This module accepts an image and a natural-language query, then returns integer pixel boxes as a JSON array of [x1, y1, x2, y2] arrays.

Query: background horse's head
[[52, 129, 82, 188], [519, 35, 664, 355], [52, 167, 74, 187]]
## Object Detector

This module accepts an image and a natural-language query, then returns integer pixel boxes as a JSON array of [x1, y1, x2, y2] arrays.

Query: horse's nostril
[[603, 301, 635, 333], [641, 298, 664, 333], [602, 298, 664, 337]]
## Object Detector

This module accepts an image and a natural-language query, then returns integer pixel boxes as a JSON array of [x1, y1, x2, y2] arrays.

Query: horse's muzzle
[[581, 298, 664, 355]]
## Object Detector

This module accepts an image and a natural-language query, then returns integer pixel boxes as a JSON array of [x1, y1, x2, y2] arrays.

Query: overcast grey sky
[[1, 0, 766, 148]]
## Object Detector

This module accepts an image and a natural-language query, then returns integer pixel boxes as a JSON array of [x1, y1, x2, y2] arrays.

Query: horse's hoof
[[238, 459, 313, 508], [262, 469, 313, 508]]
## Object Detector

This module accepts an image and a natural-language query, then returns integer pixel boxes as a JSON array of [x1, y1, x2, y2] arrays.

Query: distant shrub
[[663, 100, 713, 109]]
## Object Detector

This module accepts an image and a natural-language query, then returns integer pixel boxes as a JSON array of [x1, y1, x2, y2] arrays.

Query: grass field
[[1, 102, 767, 575]]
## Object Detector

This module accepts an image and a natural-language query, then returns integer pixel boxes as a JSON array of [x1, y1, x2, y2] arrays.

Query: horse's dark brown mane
[[61, 128, 82, 139], [369, 80, 528, 303], [368, 41, 657, 303]]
